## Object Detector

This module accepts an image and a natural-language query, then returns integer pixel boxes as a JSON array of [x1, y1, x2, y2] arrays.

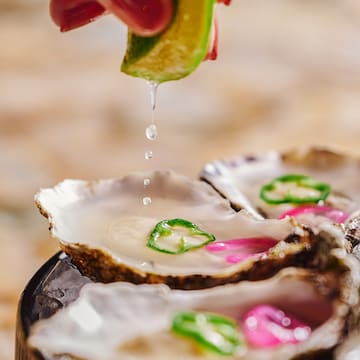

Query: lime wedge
[[121, 0, 216, 83]]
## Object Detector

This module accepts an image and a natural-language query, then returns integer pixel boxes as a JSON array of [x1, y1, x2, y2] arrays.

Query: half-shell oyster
[[36, 170, 321, 289], [200, 147, 360, 221], [28, 261, 360, 360]]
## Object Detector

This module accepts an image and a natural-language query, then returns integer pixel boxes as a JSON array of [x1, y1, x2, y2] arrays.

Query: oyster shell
[[335, 332, 360, 360], [28, 259, 360, 360], [345, 210, 360, 247], [200, 147, 360, 222], [36, 170, 322, 289]]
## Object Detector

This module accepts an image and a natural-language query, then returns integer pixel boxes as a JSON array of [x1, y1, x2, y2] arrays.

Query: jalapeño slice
[[147, 218, 215, 254], [260, 174, 331, 205], [172, 311, 242, 355]]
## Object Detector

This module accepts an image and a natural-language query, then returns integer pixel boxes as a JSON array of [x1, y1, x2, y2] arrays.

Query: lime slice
[[121, 0, 216, 83]]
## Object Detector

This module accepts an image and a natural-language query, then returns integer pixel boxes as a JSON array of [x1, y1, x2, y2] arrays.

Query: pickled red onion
[[278, 205, 349, 223], [242, 305, 311, 348], [206, 238, 277, 264]]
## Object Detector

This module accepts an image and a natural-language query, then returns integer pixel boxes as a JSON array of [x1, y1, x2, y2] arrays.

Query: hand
[[50, 0, 230, 36]]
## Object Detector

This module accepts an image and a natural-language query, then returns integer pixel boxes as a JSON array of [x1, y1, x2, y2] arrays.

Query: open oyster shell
[[200, 147, 360, 222], [36, 170, 324, 289], [28, 258, 360, 360]]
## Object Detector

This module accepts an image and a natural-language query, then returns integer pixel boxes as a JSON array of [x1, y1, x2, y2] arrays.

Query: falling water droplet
[[148, 80, 159, 111], [146, 124, 157, 140], [141, 82, 159, 208], [145, 151, 153, 160]]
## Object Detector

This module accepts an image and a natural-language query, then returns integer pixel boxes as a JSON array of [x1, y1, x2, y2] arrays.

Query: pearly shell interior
[[201, 148, 360, 220], [35, 171, 300, 277], [28, 268, 343, 360]]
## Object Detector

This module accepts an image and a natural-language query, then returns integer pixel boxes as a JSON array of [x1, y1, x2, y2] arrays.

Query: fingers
[[50, 0, 106, 32], [50, 0, 174, 36], [98, 0, 174, 37], [50, 1, 226, 35]]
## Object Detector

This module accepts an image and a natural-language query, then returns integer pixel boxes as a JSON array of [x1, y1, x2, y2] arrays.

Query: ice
[[31, 254, 92, 323]]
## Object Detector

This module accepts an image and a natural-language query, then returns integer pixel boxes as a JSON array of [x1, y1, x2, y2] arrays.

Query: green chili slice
[[260, 174, 331, 205], [147, 218, 215, 254], [172, 311, 242, 356]]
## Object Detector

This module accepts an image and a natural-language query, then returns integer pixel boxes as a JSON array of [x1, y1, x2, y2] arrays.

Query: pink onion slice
[[206, 237, 278, 264], [242, 305, 312, 348], [278, 205, 349, 223]]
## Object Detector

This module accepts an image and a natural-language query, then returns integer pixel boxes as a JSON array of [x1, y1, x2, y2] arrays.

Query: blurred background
[[1, 0, 360, 358]]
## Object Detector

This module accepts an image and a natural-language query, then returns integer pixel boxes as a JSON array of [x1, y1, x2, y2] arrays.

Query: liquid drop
[[146, 124, 158, 141], [148, 80, 159, 111], [143, 197, 152, 206], [145, 151, 153, 160], [143, 81, 159, 207]]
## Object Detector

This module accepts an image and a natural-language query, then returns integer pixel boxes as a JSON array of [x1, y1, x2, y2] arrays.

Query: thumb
[[98, 0, 174, 37]]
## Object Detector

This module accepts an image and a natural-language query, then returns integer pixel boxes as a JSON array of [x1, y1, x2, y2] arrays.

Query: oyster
[[28, 260, 360, 360], [30, 158, 360, 359], [335, 332, 360, 360], [35, 170, 321, 289], [200, 147, 360, 222]]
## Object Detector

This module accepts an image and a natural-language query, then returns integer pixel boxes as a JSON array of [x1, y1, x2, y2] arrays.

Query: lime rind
[[124, 33, 161, 65], [123, 0, 178, 65], [121, 0, 216, 83]]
